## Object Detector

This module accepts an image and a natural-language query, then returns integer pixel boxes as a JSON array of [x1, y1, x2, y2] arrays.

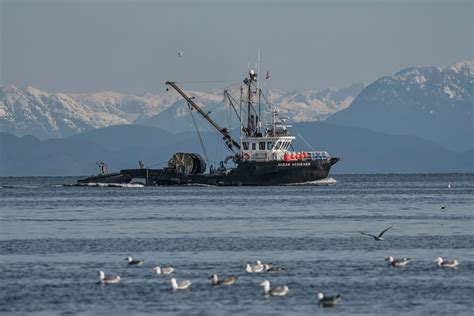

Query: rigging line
[[291, 126, 315, 151], [175, 79, 241, 84], [259, 88, 274, 111], [187, 103, 210, 163], [221, 82, 243, 91], [189, 104, 235, 159], [225, 91, 242, 122]]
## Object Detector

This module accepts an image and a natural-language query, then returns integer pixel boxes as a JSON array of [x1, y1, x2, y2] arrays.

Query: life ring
[[243, 153, 250, 160]]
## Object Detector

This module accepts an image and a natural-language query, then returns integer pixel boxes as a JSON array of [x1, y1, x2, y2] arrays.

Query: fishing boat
[[78, 70, 340, 186]]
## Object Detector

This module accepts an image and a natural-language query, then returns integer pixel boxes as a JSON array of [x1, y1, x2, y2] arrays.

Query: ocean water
[[0, 174, 473, 315]]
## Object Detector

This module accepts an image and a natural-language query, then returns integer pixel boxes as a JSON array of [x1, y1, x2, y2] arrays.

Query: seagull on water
[[245, 263, 254, 273], [264, 263, 285, 273], [126, 256, 144, 266], [209, 274, 239, 286], [441, 204, 446, 210], [170, 277, 191, 291], [254, 260, 265, 273], [434, 257, 459, 268], [360, 225, 393, 241], [448, 182, 452, 189], [260, 280, 289, 296], [98, 271, 121, 284], [318, 292, 341, 307], [153, 266, 174, 275], [245, 261, 264, 273], [385, 256, 410, 267]]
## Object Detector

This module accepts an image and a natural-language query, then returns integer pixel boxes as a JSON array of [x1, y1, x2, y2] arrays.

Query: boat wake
[[0, 185, 40, 189], [285, 177, 337, 186], [75, 182, 145, 188]]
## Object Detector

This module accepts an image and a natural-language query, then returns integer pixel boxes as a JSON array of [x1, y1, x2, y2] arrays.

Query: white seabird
[[209, 274, 239, 286], [245, 263, 254, 273], [318, 292, 341, 307], [126, 256, 144, 265], [254, 260, 264, 273], [385, 256, 410, 267], [360, 225, 393, 241], [245, 261, 264, 273], [98, 271, 121, 284], [260, 280, 289, 296], [153, 266, 174, 275], [170, 278, 191, 291], [434, 257, 459, 268]]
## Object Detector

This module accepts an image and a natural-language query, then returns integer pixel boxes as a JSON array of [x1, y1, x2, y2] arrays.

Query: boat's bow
[[330, 157, 340, 166]]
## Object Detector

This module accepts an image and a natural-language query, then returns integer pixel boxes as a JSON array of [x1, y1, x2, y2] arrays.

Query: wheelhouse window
[[242, 142, 249, 150], [259, 142, 266, 150], [274, 141, 282, 150], [267, 142, 273, 150], [252, 143, 257, 150]]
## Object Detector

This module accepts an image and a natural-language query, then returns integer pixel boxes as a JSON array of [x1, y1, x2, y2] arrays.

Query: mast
[[166, 81, 240, 151], [244, 70, 258, 136]]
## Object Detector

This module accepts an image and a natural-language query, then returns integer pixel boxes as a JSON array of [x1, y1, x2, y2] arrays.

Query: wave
[[285, 177, 338, 186]]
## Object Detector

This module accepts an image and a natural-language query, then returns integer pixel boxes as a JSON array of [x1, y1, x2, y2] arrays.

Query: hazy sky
[[1, 0, 472, 94]]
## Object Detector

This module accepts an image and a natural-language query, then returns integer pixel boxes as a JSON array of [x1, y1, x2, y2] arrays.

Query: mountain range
[[0, 83, 364, 138], [328, 61, 473, 152]]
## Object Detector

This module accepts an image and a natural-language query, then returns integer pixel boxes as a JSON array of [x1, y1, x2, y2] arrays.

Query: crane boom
[[165, 81, 240, 151]]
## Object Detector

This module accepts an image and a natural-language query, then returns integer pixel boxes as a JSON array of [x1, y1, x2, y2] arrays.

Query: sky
[[0, 0, 472, 94]]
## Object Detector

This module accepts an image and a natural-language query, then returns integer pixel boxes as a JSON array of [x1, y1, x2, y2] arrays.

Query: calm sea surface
[[0, 174, 473, 315]]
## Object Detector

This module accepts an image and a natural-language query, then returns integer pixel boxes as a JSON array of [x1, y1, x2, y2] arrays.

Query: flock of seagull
[[98, 226, 460, 309], [99, 183, 458, 309], [99, 257, 342, 307]]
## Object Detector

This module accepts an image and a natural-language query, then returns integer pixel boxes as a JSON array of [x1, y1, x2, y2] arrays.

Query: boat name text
[[277, 162, 311, 167]]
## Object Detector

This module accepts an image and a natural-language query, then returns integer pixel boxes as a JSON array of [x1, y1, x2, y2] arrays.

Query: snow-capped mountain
[[140, 83, 364, 133], [0, 83, 364, 138], [0, 86, 176, 139], [274, 83, 365, 122], [327, 61, 474, 151]]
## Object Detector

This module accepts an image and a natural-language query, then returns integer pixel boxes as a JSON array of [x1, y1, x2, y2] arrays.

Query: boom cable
[[187, 103, 210, 163]]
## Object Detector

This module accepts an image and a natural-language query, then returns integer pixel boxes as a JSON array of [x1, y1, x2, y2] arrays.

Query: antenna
[[257, 48, 260, 95], [257, 48, 261, 133]]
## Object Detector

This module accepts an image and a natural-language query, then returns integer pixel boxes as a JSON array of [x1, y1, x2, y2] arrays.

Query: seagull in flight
[[360, 225, 393, 241], [177, 51, 183, 58]]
